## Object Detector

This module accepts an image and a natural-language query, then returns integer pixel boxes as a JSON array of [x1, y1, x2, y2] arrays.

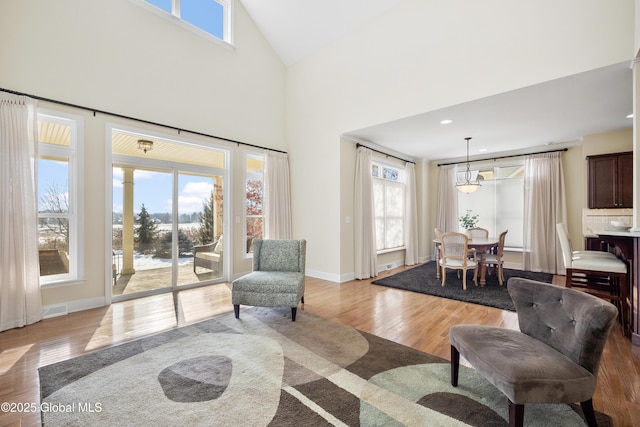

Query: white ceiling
[[239, 1, 633, 163]]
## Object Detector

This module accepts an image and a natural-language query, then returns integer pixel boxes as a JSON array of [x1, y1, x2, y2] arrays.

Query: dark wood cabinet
[[584, 237, 609, 252], [587, 152, 633, 208]]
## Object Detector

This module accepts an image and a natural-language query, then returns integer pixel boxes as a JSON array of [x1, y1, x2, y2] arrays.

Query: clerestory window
[[136, 0, 233, 45]]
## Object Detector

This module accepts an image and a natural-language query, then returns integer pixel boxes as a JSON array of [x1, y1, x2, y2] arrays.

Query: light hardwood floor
[[1, 266, 639, 426]]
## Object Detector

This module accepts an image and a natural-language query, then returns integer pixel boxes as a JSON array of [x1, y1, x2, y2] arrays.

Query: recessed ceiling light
[[479, 148, 487, 153], [440, 119, 453, 125], [627, 113, 634, 119]]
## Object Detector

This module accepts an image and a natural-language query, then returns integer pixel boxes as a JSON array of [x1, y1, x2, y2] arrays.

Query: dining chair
[[434, 227, 443, 265], [484, 229, 508, 285], [466, 227, 488, 239], [439, 232, 478, 290]]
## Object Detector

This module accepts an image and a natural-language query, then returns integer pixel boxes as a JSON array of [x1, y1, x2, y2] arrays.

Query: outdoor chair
[[232, 239, 306, 321], [450, 278, 618, 427], [193, 235, 223, 273]]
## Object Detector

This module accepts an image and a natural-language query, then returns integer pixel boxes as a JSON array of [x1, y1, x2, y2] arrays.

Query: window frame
[[132, 0, 234, 47], [372, 158, 406, 253], [457, 159, 525, 250], [37, 110, 85, 287], [243, 151, 264, 257]]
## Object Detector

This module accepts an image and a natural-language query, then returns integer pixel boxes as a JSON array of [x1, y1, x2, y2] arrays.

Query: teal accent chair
[[232, 239, 306, 321]]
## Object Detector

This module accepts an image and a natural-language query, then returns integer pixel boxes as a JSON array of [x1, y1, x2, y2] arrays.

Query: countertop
[[594, 230, 640, 237]]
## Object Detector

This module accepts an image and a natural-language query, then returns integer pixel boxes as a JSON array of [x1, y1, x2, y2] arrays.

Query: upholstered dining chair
[[466, 227, 488, 239], [450, 278, 618, 427], [232, 239, 306, 321], [484, 229, 508, 285], [434, 227, 444, 266], [439, 232, 478, 290]]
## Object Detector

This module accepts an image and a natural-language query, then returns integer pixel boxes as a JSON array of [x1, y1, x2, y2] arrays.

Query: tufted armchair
[[232, 239, 306, 321], [450, 277, 617, 427]]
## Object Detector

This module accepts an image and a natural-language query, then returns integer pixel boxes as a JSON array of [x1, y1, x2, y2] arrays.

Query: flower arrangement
[[459, 210, 479, 229]]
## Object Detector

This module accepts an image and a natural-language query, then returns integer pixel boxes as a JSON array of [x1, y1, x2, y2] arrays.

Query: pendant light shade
[[456, 137, 481, 194]]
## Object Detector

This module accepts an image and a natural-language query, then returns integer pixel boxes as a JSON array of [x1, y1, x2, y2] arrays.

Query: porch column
[[121, 167, 136, 274]]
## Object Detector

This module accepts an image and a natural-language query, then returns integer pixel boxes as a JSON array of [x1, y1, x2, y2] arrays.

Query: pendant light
[[456, 137, 481, 194]]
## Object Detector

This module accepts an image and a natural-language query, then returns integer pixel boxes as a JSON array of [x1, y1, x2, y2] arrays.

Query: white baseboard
[[42, 296, 107, 319]]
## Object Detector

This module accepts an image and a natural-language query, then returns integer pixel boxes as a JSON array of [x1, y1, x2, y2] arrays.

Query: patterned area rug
[[372, 262, 554, 311], [39, 308, 608, 426]]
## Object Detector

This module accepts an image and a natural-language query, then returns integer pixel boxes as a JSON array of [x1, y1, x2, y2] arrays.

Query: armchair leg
[[508, 400, 524, 427], [291, 307, 297, 321], [234, 304, 240, 319], [580, 399, 597, 427], [450, 345, 460, 386]]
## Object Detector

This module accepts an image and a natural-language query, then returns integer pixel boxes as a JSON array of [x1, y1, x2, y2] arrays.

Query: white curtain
[[264, 151, 292, 239], [0, 93, 42, 331], [436, 165, 459, 232], [523, 152, 567, 274], [404, 162, 419, 265], [354, 146, 377, 279]]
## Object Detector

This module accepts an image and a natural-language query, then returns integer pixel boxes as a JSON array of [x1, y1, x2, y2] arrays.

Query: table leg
[[479, 252, 487, 286]]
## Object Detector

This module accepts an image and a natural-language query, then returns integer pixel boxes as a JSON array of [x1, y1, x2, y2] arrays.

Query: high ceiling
[[240, 1, 633, 162]]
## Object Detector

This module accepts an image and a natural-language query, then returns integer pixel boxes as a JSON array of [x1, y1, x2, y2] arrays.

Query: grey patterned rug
[[372, 262, 554, 311], [39, 308, 608, 426]]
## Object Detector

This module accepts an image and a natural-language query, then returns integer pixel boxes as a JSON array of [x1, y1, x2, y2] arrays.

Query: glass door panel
[[177, 172, 224, 286], [112, 167, 173, 296]]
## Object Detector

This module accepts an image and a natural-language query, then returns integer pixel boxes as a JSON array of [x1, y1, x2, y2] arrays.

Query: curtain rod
[[437, 147, 568, 166], [356, 143, 415, 164], [0, 87, 287, 154]]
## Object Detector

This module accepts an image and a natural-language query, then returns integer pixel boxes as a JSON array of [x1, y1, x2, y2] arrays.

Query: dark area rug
[[371, 261, 554, 311]]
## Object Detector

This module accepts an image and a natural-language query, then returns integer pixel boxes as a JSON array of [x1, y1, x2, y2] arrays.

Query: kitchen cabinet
[[587, 152, 633, 208], [584, 237, 609, 252]]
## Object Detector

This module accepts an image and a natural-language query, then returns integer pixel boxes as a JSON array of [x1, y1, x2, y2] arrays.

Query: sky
[[112, 168, 215, 215], [38, 160, 215, 216], [146, 0, 224, 39]]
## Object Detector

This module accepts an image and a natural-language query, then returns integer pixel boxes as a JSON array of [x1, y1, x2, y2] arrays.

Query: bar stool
[[557, 222, 616, 259], [556, 223, 628, 329]]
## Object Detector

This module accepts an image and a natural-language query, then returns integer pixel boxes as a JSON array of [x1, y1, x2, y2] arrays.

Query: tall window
[[139, 0, 233, 44], [372, 160, 405, 251], [245, 153, 264, 254], [37, 111, 83, 284], [458, 161, 524, 248]]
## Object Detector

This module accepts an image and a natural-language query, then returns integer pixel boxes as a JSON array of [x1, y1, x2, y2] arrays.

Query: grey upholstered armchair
[[450, 277, 617, 427], [232, 239, 306, 321]]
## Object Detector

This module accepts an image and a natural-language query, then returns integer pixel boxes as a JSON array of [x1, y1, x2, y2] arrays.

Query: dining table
[[434, 236, 500, 287]]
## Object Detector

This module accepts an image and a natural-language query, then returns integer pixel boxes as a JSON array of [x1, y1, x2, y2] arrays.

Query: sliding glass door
[[111, 128, 228, 301], [176, 172, 224, 286]]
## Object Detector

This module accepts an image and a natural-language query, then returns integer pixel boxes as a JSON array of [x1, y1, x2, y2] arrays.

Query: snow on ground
[[113, 251, 194, 271]]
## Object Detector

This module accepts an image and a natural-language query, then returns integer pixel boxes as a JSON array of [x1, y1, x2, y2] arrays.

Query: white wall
[[0, 0, 286, 307], [286, 0, 635, 279], [0, 0, 636, 306]]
